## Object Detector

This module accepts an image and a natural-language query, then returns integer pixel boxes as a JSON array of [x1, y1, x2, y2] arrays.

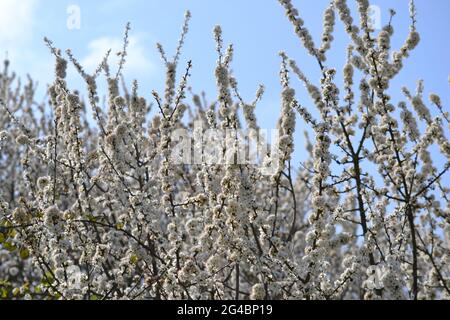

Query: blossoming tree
[[0, 0, 449, 300]]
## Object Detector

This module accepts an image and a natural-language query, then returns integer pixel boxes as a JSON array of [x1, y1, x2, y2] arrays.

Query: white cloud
[[81, 36, 153, 77], [0, 0, 38, 46], [0, 0, 47, 85]]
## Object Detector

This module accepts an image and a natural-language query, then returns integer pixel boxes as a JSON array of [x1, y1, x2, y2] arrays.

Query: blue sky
[[1, 0, 449, 167]]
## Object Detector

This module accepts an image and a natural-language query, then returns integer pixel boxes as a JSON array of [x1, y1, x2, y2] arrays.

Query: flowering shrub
[[0, 0, 449, 300]]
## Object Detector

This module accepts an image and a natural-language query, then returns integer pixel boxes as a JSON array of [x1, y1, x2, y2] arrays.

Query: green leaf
[[130, 254, 138, 265], [1, 287, 8, 299], [3, 242, 16, 252], [20, 248, 30, 260], [12, 287, 20, 297]]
